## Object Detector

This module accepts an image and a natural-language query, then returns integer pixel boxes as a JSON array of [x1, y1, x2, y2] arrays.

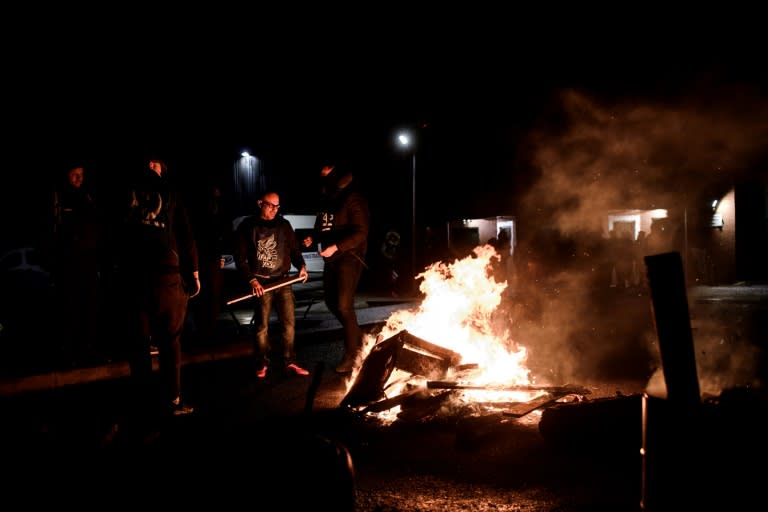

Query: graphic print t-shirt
[[234, 215, 301, 282], [256, 232, 279, 272]]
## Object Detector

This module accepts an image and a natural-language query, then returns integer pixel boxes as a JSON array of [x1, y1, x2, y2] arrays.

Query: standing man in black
[[117, 157, 200, 429], [51, 164, 103, 366], [234, 191, 309, 378], [188, 182, 231, 347], [303, 161, 370, 374]]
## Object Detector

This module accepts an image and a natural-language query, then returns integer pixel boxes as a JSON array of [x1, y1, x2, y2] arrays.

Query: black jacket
[[119, 168, 199, 286], [314, 170, 369, 263]]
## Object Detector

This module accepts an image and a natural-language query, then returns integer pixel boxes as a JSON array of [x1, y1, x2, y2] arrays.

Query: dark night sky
[[2, 12, 766, 248]]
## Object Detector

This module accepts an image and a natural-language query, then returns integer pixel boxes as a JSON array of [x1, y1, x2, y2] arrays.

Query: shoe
[[170, 397, 194, 416], [335, 357, 355, 374], [150, 345, 159, 356], [256, 365, 268, 379], [286, 363, 309, 376]]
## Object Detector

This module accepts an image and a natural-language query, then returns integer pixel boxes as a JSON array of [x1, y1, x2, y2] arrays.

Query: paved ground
[[0, 336, 653, 511], [1, 283, 767, 511]]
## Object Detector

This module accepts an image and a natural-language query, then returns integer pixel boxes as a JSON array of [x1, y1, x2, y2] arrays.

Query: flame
[[348, 245, 534, 415]]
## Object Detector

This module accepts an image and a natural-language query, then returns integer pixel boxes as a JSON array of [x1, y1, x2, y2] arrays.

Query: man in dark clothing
[[234, 191, 309, 378], [188, 183, 231, 346], [303, 162, 370, 374], [117, 158, 200, 426], [51, 165, 103, 365]]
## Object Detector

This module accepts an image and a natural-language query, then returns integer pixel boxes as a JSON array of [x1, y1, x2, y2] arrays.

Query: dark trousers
[[53, 251, 102, 361], [323, 253, 364, 358], [252, 284, 296, 367], [126, 273, 188, 417], [190, 259, 223, 342]]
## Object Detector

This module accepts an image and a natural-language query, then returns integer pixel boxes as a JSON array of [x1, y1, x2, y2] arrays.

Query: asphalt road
[[1, 284, 766, 511], [0, 337, 652, 511]]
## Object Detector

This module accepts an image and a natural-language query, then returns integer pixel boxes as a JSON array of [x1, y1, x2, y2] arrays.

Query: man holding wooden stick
[[234, 191, 309, 378]]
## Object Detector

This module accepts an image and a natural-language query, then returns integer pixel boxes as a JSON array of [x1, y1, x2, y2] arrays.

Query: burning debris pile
[[340, 245, 589, 424]]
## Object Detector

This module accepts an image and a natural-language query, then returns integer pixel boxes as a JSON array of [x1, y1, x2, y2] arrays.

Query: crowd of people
[[38, 155, 371, 436]]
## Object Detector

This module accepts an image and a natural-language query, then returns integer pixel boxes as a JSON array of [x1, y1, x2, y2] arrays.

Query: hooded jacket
[[119, 167, 199, 287], [314, 167, 369, 263]]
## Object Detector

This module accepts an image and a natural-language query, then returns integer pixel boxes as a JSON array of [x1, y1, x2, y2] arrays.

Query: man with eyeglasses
[[234, 191, 309, 378]]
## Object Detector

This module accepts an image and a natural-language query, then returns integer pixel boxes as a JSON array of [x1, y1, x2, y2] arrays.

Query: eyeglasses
[[261, 200, 280, 210]]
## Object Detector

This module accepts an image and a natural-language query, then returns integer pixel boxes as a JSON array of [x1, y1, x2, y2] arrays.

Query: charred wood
[[427, 381, 591, 395]]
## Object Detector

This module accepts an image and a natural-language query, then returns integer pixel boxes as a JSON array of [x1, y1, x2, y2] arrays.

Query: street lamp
[[396, 131, 417, 292], [234, 149, 264, 214]]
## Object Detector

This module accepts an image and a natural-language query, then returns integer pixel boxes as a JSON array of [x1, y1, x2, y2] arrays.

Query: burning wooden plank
[[360, 387, 420, 413], [399, 330, 462, 367], [427, 381, 591, 395], [394, 345, 452, 380], [501, 392, 574, 418], [340, 333, 404, 408], [341, 330, 465, 409]]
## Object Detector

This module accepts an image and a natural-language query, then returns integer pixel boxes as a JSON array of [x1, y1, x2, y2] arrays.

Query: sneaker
[[286, 363, 309, 376], [335, 357, 355, 374], [256, 365, 268, 379], [170, 397, 194, 416]]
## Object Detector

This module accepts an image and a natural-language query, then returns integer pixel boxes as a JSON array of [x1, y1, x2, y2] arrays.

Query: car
[[0, 246, 50, 277], [0, 246, 53, 344], [0, 246, 51, 297]]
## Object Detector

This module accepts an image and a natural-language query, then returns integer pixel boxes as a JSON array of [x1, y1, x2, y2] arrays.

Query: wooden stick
[[502, 393, 570, 418], [226, 274, 305, 305]]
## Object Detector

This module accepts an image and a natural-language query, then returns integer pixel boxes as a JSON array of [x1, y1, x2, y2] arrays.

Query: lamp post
[[396, 131, 417, 292]]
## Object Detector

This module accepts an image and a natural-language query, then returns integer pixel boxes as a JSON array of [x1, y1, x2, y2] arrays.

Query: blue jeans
[[252, 284, 296, 367]]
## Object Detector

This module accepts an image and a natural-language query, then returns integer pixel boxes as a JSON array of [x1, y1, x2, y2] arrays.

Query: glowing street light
[[234, 149, 264, 213]]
